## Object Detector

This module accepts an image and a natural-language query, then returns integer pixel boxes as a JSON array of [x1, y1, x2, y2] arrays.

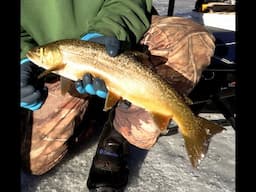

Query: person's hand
[[75, 73, 107, 99], [20, 59, 48, 111], [76, 33, 121, 98], [81, 32, 121, 57]]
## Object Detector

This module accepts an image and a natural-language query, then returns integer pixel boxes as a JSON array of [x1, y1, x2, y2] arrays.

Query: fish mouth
[[26, 51, 34, 60]]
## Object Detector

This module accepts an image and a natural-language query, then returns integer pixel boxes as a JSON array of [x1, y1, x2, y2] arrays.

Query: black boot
[[87, 108, 129, 192]]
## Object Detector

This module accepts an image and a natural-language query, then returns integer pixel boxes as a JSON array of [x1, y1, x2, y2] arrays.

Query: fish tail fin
[[182, 116, 226, 168]]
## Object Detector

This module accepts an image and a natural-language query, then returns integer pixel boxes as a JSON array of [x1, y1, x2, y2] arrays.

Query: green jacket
[[21, 0, 153, 59]]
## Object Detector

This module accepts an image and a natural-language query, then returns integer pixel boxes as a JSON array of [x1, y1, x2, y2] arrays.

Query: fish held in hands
[[26, 39, 225, 168]]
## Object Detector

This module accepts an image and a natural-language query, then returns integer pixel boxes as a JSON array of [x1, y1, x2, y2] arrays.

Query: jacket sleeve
[[86, 0, 152, 45], [20, 26, 38, 60]]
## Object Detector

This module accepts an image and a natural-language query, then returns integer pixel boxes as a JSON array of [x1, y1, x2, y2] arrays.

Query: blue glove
[[76, 33, 121, 98], [75, 73, 107, 99], [20, 58, 48, 111], [81, 32, 121, 57]]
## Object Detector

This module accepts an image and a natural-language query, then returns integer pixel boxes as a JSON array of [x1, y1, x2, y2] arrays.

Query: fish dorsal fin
[[103, 91, 121, 111], [60, 77, 73, 95], [151, 112, 171, 131], [38, 64, 66, 79], [182, 94, 193, 105]]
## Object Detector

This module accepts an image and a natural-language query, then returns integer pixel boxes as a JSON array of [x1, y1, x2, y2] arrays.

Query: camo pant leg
[[21, 80, 90, 175], [140, 15, 215, 94], [113, 15, 216, 149]]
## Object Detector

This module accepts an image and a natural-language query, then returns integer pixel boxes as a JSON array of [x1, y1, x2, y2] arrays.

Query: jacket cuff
[[81, 32, 103, 41], [20, 57, 30, 65]]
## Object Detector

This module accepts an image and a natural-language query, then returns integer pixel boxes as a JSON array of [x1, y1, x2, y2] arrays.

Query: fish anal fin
[[152, 113, 171, 132], [103, 91, 121, 111], [60, 77, 73, 95], [182, 116, 226, 168]]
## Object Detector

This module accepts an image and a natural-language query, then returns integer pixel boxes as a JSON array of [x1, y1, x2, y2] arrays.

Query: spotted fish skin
[[27, 39, 225, 168]]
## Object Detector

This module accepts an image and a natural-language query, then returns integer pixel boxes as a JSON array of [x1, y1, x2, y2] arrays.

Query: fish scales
[[58, 40, 178, 115], [26, 39, 225, 168]]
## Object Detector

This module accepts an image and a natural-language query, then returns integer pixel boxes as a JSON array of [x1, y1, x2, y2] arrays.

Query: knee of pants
[[21, 138, 69, 175]]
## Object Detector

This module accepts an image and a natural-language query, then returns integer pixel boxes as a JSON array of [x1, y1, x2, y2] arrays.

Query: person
[[21, 0, 215, 191]]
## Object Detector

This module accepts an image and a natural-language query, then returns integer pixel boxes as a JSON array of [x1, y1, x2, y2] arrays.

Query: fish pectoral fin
[[60, 77, 73, 95], [151, 113, 171, 132], [183, 116, 226, 168], [103, 91, 121, 111], [37, 64, 66, 79]]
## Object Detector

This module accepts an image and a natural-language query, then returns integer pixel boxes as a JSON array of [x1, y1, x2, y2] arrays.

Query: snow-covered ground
[[153, 0, 195, 16], [21, 1, 235, 191]]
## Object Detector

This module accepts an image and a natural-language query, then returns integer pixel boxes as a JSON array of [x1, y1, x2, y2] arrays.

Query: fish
[[26, 39, 225, 168]]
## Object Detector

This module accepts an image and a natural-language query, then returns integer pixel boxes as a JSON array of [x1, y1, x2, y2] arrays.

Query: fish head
[[26, 43, 63, 70]]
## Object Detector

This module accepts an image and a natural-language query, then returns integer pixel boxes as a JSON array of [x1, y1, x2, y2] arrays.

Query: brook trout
[[26, 39, 225, 168]]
